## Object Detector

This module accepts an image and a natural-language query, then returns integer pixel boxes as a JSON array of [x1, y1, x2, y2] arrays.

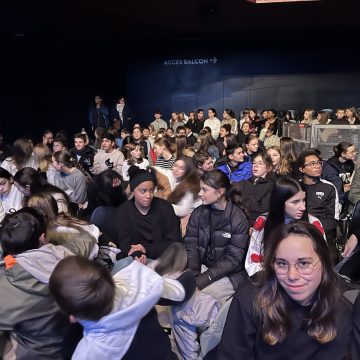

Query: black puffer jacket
[[184, 200, 249, 290]]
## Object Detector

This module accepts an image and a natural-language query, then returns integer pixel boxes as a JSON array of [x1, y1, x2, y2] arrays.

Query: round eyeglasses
[[273, 258, 320, 275], [303, 160, 323, 168]]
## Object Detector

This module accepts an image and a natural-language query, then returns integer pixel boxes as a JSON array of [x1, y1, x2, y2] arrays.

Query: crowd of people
[[1, 99, 360, 359]]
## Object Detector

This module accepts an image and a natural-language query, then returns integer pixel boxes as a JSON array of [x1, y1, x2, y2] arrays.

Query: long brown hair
[[279, 137, 297, 175], [167, 156, 200, 203], [256, 222, 340, 346]]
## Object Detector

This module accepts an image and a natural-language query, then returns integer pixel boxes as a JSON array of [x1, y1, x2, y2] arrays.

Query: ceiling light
[[247, 0, 320, 3]]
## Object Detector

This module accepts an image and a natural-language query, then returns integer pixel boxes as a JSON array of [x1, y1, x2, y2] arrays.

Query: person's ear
[[69, 315, 77, 323], [38, 233, 48, 246], [217, 188, 225, 198]]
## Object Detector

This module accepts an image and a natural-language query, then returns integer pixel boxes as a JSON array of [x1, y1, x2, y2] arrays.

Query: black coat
[[216, 276, 352, 360], [111, 197, 180, 259], [233, 175, 275, 225], [184, 200, 249, 290], [110, 104, 135, 131]]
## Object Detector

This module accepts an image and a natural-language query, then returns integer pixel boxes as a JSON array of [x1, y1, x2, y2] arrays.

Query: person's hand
[[135, 254, 147, 264], [343, 234, 358, 257], [344, 183, 351, 193], [112, 178, 121, 188], [128, 244, 146, 256], [264, 121, 270, 129]]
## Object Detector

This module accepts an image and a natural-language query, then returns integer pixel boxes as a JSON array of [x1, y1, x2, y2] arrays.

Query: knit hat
[[129, 165, 156, 191]]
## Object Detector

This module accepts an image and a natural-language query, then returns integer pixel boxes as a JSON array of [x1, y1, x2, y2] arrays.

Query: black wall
[[127, 51, 360, 125]]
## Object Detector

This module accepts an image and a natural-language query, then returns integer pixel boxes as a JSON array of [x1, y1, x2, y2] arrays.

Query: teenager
[[153, 137, 176, 170], [150, 109, 168, 132], [221, 109, 238, 134], [245, 177, 325, 277], [231, 153, 274, 225], [322, 142, 356, 208], [204, 108, 221, 140], [184, 170, 249, 300], [217, 222, 352, 360], [51, 151, 88, 206], [0, 168, 23, 221], [122, 143, 149, 182], [298, 149, 340, 260], [102, 166, 180, 262], [50, 255, 195, 360], [69, 133, 96, 177], [216, 143, 252, 183], [90, 133, 125, 175], [194, 151, 214, 178]]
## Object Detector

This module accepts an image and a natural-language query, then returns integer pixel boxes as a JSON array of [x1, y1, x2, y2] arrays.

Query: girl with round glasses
[[217, 222, 352, 360], [245, 177, 325, 276]]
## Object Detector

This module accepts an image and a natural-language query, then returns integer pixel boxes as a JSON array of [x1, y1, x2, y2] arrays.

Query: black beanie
[[129, 165, 156, 191]]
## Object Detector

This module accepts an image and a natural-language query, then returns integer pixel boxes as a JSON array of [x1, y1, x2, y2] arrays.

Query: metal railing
[[282, 123, 360, 164]]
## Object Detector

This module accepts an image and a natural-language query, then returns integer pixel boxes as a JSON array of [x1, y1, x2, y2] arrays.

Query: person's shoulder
[[233, 274, 258, 303], [319, 178, 337, 190], [153, 196, 176, 210]]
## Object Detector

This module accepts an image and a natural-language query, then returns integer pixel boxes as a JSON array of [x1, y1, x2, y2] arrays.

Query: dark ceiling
[[1, 0, 360, 55]]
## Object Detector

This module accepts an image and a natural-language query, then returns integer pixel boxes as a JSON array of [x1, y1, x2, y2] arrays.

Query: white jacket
[[73, 259, 187, 360]]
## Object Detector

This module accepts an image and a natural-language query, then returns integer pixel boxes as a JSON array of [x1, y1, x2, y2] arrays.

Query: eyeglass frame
[[303, 160, 323, 168], [252, 161, 266, 167], [272, 258, 321, 275]]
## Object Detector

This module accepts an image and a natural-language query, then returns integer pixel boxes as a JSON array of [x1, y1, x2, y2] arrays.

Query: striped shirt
[[155, 155, 176, 170]]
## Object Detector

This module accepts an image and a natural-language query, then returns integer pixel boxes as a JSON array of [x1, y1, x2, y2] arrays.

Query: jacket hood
[[4, 230, 97, 293], [73, 260, 164, 359]]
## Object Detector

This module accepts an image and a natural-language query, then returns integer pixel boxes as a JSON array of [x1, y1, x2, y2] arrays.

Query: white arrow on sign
[[209, 57, 218, 64]]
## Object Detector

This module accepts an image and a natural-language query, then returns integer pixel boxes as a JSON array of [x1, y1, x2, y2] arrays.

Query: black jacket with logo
[[184, 200, 249, 290]]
